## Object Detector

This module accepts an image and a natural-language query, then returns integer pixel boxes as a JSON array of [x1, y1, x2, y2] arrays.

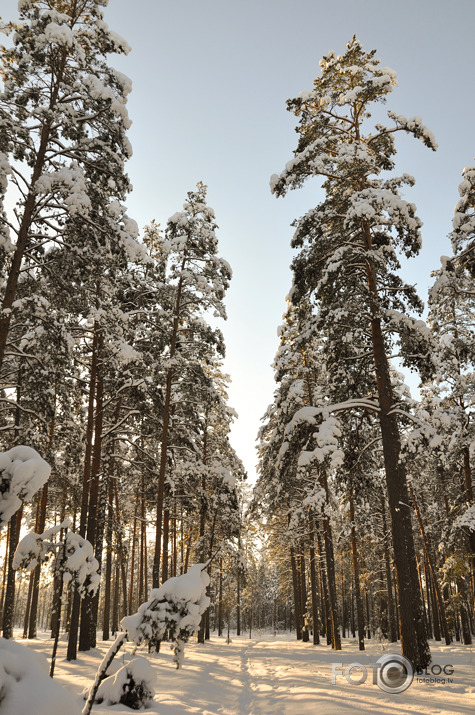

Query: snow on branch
[[387, 112, 438, 150], [121, 563, 210, 669], [0, 446, 51, 529], [286, 398, 380, 435], [13, 521, 100, 597], [284, 400, 378, 473], [455, 504, 475, 534]]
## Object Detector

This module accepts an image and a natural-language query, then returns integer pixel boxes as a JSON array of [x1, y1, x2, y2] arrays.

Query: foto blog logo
[[332, 654, 414, 693]]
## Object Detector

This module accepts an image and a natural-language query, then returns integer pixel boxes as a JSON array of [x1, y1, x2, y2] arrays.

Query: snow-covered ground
[[9, 630, 475, 714]]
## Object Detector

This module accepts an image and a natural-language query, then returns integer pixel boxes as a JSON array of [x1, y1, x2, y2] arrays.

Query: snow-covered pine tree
[[425, 205, 475, 616], [193, 365, 243, 640], [0, 0, 134, 369], [255, 302, 342, 647], [451, 159, 475, 276], [151, 182, 231, 588], [271, 37, 436, 670]]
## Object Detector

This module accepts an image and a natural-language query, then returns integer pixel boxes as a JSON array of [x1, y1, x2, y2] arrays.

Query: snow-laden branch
[[0, 446, 51, 529], [286, 397, 380, 434]]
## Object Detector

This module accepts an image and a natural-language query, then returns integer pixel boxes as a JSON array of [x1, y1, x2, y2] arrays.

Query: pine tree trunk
[[138, 477, 145, 603], [171, 514, 177, 578], [218, 558, 223, 637], [316, 529, 330, 642], [319, 472, 341, 650], [205, 513, 217, 642], [417, 527, 431, 638], [22, 572, 34, 638], [381, 498, 398, 643], [0, 525, 10, 630], [350, 583, 355, 638], [153, 260, 187, 588], [410, 488, 451, 645], [79, 326, 104, 652], [341, 577, 346, 638], [140, 474, 148, 602], [461, 447, 475, 622], [128, 502, 138, 613], [89, 475, 108, 647], [102, 476, 114, 641], [349, 494, 365, 650], [68, 325, 99, 661], [197, 435, 208, 644], [290, 546, 302, 640], [236, 569, 241, 636], [111, 561, 120, 635], [2, 506, 23, 639], [50, 570, 63, 640], [364, 587, 371, 639], [161, 506, 169, 583], [308, 516, 320, 645], [457, 579, 472, 645], [300, 551, 309, 642], [111, 479, 129, 617], [363, 224, 430, 670], [24, 490, 44, 638], [28, 482, 49, 638]]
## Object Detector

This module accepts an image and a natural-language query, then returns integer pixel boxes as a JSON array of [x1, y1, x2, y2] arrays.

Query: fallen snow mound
[[88, 656, 155, 710], [0, 638, 81, 715]]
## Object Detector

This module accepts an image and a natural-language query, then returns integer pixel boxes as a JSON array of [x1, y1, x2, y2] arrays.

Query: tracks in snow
[[238, 639, 284, 715]]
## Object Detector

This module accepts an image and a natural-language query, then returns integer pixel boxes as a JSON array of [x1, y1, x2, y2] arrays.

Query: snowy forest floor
[[13, 629, 475, 714]]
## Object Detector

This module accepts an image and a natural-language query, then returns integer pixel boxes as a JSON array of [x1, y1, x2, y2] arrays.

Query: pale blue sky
[[2, 0, 475, 481]]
